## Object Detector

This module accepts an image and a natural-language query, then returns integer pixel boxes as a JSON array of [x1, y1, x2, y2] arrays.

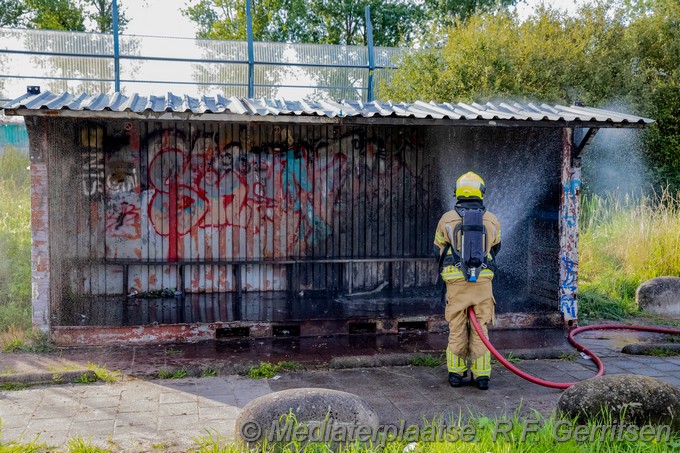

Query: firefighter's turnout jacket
[[434, 204, 501, 377]]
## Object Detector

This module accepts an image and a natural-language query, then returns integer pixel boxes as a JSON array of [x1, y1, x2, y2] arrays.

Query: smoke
[[580, 128, 649, 196], [579, 100, 650, 195]]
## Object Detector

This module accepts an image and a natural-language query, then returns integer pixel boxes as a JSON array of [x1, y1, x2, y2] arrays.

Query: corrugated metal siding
[[44, 118, 436, 326], [2, 91, 654, 126]]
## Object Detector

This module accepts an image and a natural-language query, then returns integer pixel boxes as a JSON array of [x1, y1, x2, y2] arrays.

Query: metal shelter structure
[[2, 91, 653, 344]]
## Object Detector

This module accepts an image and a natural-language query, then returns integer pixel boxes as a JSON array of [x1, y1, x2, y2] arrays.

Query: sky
[[122, 0, 589, 39]]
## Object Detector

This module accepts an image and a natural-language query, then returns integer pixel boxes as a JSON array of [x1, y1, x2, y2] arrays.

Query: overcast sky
[[123, 0, 589, 39]]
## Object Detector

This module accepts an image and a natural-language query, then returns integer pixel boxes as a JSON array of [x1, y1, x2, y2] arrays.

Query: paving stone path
[[1, 352, 679, 451]]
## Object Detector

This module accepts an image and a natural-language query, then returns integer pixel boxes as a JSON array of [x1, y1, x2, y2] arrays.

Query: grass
[[490, 352, 521, 366], [0, 147, 32, 348], [1, 329, 54, 353], [158, 368, 188, 379], [505, 352, 521, 364], [74, 372, 99, 384], [0, 409, 678, 451], [642, 347, 679, 357], [87, 363, 122, 383], [0, 383, 29, 391], [200, 368, 218, 378], [0, 437, 44, 452], [188, 410, 680, 452], [42, 362, 120, 385], [411, 354, 445, 367], [664, 334, 680, 343], [247, 361, 303, 379], [558, 352, 579, 362], [579, 190, 680, 321], [63, 436, 112, 452]]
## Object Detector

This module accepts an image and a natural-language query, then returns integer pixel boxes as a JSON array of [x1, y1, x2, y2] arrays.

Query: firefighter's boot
[[471, 352, 491, 390], [448, 371, 468, 387], [447, 348, 468, 387]]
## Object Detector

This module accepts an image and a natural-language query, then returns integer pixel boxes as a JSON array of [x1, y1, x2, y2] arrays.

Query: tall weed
[[0, 146, 31, 335], [579, 189, 680, 318]]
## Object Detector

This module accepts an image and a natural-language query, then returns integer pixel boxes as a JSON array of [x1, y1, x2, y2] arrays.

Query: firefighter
[[434, 172, 501, 390]]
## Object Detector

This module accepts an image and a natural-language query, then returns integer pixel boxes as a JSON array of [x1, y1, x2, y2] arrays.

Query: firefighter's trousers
[[444, 279, 495, 378]]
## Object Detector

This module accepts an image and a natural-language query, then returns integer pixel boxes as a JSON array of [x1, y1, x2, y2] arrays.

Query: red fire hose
[[468, 306, 680, 389]]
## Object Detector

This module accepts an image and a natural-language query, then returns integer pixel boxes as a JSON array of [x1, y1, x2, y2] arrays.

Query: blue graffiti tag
[[562, 179, 581, 227], [560, 256, 577, 289], [560, 256, 578, 317], [560, 294, 577, 318], [562, 213, 578, 227], [563, 179, 581, 197]]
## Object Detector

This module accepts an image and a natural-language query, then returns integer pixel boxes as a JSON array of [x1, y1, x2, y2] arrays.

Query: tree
[[0, 0, 27, 27], [622, 0, 680, 189], [381, 0, 680, 190], [8, 0, 138, 95], [24, 0, 86, 31], [423, 0, 519, 28], [184, 0, 306, 42], [183, 0, 427, 100], [305, 0, 424, 46], [380, 3, 632, 104], [83, 0, 129, 33], [2, 0, 127, 32], [183, 0, 423, 46]]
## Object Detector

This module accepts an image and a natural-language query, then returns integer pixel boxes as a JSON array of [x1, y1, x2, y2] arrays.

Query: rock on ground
[[235, 387, 379, 447], [636, 276, 680, 318], [557, 374, 680, 429]]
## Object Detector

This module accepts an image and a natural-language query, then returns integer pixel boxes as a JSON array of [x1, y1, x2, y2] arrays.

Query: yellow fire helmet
[[455, 171, 486, 199]]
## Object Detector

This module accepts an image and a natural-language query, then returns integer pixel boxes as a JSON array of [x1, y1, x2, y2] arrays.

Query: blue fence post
[[112, 0, 120, 92], [365, 5, 375, 102], [246, 0, 255, 98]]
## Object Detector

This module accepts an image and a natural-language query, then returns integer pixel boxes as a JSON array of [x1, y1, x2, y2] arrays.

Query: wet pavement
[[0, 325, 679, 451], [0, 329, 573, 379]]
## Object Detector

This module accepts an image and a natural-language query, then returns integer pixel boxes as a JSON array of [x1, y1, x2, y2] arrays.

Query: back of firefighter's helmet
[[455, 172, 486, 199]]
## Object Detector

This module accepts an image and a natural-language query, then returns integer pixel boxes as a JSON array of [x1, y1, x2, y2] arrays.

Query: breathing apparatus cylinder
[[457, 208, 486, 283]]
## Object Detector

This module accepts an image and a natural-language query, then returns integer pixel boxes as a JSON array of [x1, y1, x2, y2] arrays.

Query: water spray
[[468, 306, 680, 389]]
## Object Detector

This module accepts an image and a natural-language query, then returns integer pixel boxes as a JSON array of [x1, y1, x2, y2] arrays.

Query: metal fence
[[0, 28, 402, 103]]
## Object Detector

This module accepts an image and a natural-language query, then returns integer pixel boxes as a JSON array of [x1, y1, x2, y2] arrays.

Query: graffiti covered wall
[[35, 118, 566, 329], [58, 120, 434, 296]]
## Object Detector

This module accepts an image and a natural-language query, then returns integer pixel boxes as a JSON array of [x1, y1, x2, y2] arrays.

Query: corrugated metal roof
[[1, 91, 654, 127]]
